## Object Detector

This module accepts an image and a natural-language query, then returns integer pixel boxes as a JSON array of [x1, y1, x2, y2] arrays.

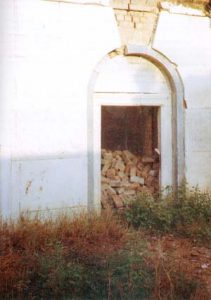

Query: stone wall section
[[111, 0, 159, 45]]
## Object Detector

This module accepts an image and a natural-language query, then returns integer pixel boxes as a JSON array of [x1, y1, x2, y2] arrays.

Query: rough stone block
[[115, 160, 125, 172], [136, 170, 142, 177], [103, 152, 113, 160], [125, 162, 132, 175], [110, 180, 122, 187], [115, 150, 123, 155], [102, 183, 109, 191], [115, 154, 121, 160], [129, 182, 140, 190], [102, 163, 111, 175], [101, 176, 109, 183], [118, 171, 126, 179], [137, 161, 144, 170], [124, 190, 136, 195], [141, 164, 151, 178], [121, 180, 130, 187], [122, 150, 134, 163], [112, 195, 124, 208], [130, 166, 137, 177], [145, 175, 154, 187], [106, 168, 116, 178], [107, 186, 117, 195], [130, 176, 144, 185], [117, 187, 125, 194], [101, 159, 108, 165], [142, 156, 155, 163], [101, 149, 159, 209], [149, 170, 158, 176]]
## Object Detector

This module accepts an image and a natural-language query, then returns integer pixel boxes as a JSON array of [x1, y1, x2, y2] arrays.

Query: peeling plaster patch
[[160, 1, 205, 16], [25, 180, 32, 195]]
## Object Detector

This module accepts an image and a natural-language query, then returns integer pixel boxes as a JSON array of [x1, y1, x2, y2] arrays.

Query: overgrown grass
[[0, 187, 210, 299], [123, 185, 211, 243], [0, 212, 152, 299]]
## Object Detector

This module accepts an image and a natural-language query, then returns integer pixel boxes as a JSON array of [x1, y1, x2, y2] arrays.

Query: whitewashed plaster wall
[[0, 1, 211, 218], [153, 11, 211, 189], [0, 0, 120, 217]]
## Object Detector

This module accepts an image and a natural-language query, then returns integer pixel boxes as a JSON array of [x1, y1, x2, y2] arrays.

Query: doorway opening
[[101, 105, 160, 209], [88, 47, 185, 212]]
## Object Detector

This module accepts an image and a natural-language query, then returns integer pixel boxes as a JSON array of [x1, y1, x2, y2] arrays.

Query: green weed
[[123, 185, 211, 243]]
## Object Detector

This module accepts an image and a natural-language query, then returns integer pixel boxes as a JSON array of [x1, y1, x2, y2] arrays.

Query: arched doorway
[[88, 45, 185, 211]]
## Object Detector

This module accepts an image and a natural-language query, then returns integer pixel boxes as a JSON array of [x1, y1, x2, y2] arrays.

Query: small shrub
[[124, 192, 173, 232], [123, 186, 211, 243]]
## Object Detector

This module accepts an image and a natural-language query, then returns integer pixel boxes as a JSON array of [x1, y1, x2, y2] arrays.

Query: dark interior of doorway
[[101, 106, 158, 156], [101, 105, 160, 210]]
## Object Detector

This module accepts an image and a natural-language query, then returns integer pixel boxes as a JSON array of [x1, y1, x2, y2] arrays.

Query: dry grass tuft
[[0, 207, 210, 299], [0, 211, 127, 298]]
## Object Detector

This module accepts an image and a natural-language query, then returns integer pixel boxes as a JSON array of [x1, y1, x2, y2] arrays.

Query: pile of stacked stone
[[101, 149, 159, 209]]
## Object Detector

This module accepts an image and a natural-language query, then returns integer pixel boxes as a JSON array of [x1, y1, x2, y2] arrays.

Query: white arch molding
[[88, 45, 185, 211]]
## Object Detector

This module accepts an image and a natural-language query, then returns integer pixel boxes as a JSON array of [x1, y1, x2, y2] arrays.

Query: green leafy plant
[[123, 186, 211, 243]]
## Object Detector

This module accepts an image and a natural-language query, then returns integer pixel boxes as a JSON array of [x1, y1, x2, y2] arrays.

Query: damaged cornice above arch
[[160, 1, 210, 16], [110, 1, 210, 16]]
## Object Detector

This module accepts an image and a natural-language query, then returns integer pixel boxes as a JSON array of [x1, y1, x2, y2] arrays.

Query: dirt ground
[[146, 234, 211, 296]]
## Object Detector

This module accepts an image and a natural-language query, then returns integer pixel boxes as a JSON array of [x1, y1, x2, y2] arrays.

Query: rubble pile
[[101, 149, 159, 209]]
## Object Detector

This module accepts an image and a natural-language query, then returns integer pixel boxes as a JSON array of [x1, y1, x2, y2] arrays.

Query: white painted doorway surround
[[88, 46, 185, 211]]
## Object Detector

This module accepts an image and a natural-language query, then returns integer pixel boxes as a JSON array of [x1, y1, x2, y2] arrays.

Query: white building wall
[[0, 1, 211, 218], [0, 0, 120, 217], [153, 11, 211, 189]]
